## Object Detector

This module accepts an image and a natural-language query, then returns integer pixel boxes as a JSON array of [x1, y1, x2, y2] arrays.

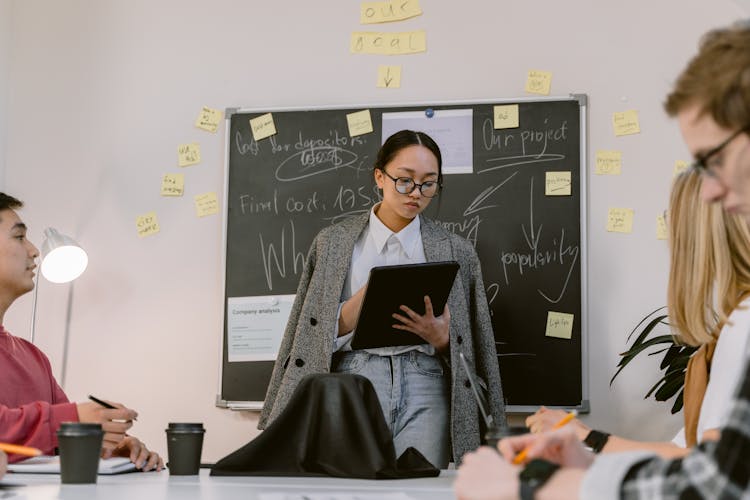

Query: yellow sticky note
[[135, 212, 160, 238], [160, 173, 184, 197], [657, 213, 668, 240], [525, 70, 552, 95], [595, 150, 622, 175], [377, 65, 402, 88], [249, 113, 277, 141], [361, 0, 422, 24], [194, 106, 222, 133], [195, 192, 219, 217], [350, 31, 427, 55], [613, 110, 641, 136], [545, 311, 574, 339], [674, 160, 689, 177], [545, 171, 572, 196], [178, 143, 201, 167], [607, 207, 634, 233], [493, 104, 519, 129], [347, 110, 374, 137]]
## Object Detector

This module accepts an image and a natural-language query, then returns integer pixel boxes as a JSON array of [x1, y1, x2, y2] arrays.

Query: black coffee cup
[[484, 424, 529, 450], [165, 423, 205, 475], [57, 422, 103, 484]]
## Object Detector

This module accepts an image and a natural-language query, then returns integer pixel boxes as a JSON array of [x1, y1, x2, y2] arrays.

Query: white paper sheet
[[227, 295, 295, 362], [381, 109, 473, 174]]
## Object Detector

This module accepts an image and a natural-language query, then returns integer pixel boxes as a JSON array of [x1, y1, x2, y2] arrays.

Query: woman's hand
[[526, 406, 589, 440], [111, 436, 164, 471], [392, 296, 451, 352]]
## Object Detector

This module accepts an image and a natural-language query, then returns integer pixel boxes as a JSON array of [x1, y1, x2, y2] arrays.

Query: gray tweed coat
[[257, 212, 506, 464]]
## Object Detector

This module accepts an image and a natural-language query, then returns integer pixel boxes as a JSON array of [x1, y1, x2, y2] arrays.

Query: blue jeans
[[331, 350, 450, 468]]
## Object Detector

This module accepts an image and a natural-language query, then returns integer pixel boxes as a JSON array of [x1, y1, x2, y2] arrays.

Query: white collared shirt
[[334, 204, 435, 355]]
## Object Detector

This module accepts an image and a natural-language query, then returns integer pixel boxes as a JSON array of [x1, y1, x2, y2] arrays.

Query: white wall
[[3, 0, 748, 462], [0, 0, 11, 185]]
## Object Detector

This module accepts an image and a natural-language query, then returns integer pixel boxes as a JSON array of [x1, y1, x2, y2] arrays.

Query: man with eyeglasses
[[454, 20, 750, 500]]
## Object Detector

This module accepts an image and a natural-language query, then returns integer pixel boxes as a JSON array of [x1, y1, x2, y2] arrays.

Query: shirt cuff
[[580, 451, 657, 500], [333, 302, 354, 352]]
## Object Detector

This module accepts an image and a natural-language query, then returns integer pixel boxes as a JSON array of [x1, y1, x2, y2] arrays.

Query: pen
[[88, 395, 137, 421], [512, 410, 578, 465], [0, 442, 42, 457]]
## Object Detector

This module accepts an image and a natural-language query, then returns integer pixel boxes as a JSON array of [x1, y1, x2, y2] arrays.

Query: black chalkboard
[[219, 97, 587, 412]]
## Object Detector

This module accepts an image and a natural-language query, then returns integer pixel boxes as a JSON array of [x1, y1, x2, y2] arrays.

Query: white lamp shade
[[40, 228, 88, 284]]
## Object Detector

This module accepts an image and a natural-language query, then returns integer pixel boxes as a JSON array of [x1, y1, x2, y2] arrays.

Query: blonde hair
[[667, 169, 750, 345]]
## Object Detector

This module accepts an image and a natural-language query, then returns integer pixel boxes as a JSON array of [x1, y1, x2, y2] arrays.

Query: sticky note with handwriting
[[347, 109, 374, 137], [350, 31, 426, 55], [545, 311, 574, 339], [195, 192, 219, 217], [607, 207, 634, 233], [595, 150, 622, 175], [657, 213, 668, 240], [525, 70, 552, 95], [545, 171, 571, 196], [195, 106, 222, 133], [250, 113, 277, 141], [361, 0, 422, 24], [493, 104, 519, 129], [136, 212, 160, 238], [612, 110, 640, 136], [160, 173, 184, 197], [178, 143, 200, 167], [377, 65, 402, 88], [674, 160, 689, 177]]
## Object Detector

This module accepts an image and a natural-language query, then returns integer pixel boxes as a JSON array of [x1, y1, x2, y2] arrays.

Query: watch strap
[[519, 459, 560, 500], [583, 429, 610, 453]]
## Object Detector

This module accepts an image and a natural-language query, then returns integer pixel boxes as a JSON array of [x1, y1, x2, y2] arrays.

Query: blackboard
[[218, 96, 588, 413]]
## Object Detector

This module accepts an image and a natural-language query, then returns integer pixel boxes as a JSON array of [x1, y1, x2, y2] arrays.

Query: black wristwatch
[[519, 458, 560, 500], [583, 429, 610, 453]]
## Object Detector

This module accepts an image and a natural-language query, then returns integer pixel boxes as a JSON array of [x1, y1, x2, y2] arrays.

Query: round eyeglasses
[[381, 170, 441, 198]]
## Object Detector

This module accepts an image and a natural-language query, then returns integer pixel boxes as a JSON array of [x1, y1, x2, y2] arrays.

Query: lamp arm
[[29, 271, 40, 344]]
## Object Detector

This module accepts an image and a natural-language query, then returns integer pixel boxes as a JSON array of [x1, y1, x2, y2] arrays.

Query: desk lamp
[[30, 228, 88, 344]]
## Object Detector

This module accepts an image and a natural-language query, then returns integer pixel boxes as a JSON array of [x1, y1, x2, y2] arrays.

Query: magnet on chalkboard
[[425, 108, 434, 118]]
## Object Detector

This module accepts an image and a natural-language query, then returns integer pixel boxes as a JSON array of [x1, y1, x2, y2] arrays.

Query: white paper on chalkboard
[[227, 295, 295, 362], [381, 109, 473, 174]]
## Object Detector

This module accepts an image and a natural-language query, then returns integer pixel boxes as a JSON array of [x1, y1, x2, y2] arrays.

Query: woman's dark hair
[[374, 130, 443, 185], [0, 193, 23, 212]]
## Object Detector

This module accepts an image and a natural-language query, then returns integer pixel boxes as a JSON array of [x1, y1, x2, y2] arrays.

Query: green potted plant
[[611, 306, 698, 414]]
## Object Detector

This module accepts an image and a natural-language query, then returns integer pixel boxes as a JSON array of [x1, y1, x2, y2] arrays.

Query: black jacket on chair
[[211, 373, 440, 479]]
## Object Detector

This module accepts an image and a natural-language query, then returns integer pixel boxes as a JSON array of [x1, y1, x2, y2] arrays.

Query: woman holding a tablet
[[259, 130, 505, 468]]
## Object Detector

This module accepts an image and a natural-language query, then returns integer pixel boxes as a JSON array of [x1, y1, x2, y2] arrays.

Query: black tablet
[[351, 260, 460, 350]]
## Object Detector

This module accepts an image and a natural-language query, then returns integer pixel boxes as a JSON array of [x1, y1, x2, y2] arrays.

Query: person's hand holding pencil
[[77, 397, 137, 456], [512, 410, 578, 464]]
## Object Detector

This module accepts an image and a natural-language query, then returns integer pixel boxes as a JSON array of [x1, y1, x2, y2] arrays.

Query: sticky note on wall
[[545, 171, 571, 196], [493, 104, 519, 129], [161, 173, 184, 197], [612, 110, 640, 136], [360, 0, 422, 24], [595, 150, 622, 175], [377, 65, 402, 88], [525, 70, 552, 95], [195, 192, 219, 217], [136, 212, 160, 238], [249, 113, 277, 141], [350, 31, 427, 55], [657, 213, 668, 240], [195, 106, 222, 133], [607, 207, 634, 233], [674, 160, 689, 177], [178, 143, 201, 167], [545, 311, 574, 339]]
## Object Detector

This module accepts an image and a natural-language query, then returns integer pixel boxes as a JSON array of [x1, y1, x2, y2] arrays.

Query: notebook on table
[[8, 455, 139, 475]]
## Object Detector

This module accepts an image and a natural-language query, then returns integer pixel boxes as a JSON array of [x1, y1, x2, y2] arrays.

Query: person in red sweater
[[0, 193, 162, 471]]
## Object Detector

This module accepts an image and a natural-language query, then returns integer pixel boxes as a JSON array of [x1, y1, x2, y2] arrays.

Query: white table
[[0, 469, 458, 499]]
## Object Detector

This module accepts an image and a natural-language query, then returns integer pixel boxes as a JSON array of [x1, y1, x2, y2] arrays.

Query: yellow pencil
[[0, 442, 43, 457], [512, 410, 577, 465]]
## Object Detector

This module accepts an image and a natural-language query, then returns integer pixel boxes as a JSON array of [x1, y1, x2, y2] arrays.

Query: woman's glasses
[[381, 170, 441, 198]]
